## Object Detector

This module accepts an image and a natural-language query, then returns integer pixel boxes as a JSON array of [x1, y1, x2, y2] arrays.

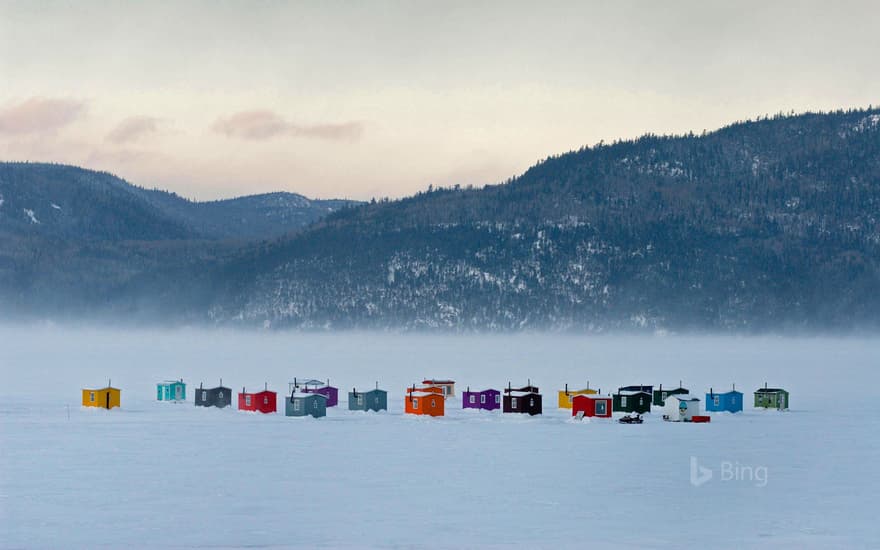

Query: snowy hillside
[[1, 329, 877, 548]]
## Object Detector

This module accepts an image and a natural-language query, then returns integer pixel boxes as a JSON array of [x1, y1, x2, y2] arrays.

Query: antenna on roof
[[375, 381, 378, 390], [108, 378, 111, 387], [220, 378, 223, 387], [710, 387, 714, 396], [265, 382, 268, 391], [732, 383, 736, 391], [565, 383, 568, 394]]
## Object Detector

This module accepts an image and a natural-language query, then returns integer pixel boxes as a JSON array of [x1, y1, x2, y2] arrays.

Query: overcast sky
[[1, 1, 878, 200]]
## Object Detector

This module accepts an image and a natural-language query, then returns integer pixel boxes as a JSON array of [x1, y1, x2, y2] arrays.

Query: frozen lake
[[1, 327, 878, 549]]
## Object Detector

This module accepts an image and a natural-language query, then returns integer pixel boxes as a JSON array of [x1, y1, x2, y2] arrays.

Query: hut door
[[175, 385, 182, 400], [105, 392, 110, 409]]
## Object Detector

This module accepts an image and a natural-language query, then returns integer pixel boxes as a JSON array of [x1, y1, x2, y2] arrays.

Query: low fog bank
[[1, 325, 877, 404]]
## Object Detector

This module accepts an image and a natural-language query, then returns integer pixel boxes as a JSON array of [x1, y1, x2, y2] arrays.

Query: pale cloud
[[0, 97, 85, 134], [212, 110, 363, 142], [106, 116, 162, 144]]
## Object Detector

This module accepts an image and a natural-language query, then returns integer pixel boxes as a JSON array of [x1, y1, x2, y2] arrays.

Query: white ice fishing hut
[[663, 394, 701, 422]]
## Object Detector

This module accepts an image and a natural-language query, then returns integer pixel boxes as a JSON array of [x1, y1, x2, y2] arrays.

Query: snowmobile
[[618, 413, 643, 424]]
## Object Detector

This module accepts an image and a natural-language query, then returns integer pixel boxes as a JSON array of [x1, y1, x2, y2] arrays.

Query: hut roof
[[85, 386, 120, 391], [408, 390, 443, 397], [755, 387, 786, 393], [667, 394, 699, 402], [617, 389, 651, 396], [708, 389, 743, 396], [423, 379, 454, 384], [619, 385, 653, 392], [505, 385, 539, 394], [291, 391, 327, 399]]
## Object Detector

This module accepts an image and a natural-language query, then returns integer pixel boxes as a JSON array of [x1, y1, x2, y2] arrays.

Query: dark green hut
[[653, 383, 689, 406], [754, 383, 789, 410]]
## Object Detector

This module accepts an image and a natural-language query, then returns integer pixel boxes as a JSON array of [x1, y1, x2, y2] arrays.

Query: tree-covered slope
[[209, 108, 880, 330]]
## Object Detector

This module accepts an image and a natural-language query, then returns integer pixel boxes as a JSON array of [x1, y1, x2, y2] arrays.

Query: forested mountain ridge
[[1, 108, 878, 331], [0, 163, 360, 241], [209, 108, 880, 330]]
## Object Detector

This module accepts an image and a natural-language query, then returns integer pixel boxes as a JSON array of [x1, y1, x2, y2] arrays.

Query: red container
[[691, 415, 711, 423]]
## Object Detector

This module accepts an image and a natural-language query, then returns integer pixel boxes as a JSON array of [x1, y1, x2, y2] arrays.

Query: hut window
[[430, 399, 436, 407], [219, 391, 224, 399], [357, 395, 364, 405], [596, 401, 607, 415], [245, 395, 252, 406], [89, 392, 95, 402], [529, 398, 535, 407], [201, 390, 207, 401], [713, 396, 720, 406], [313, 401, 318, 409], [495, 394, 500, 404], [469, 395, 476, 404], [413, 398, 419, 409], [263, 396, 268, 405], [511, 397, 518, 408], [620, 396, 627, 407], [480, 394, 486, 404]]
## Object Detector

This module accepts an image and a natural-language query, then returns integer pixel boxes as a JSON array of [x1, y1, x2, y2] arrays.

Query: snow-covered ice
[[1, 327, 878, 549]]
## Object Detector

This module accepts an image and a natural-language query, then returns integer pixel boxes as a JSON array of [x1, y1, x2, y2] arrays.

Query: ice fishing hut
[[754, 384, 789, 410], [286, 391, 327, 418], [502, 382, 542, 415], [348, 384, 388, 412], [291, 378, 339, 407], [404, 385, 445, 416], [571, 393, 612, 418], [462, 387, 501, 411], [82, 380, 121, 409], [612, 386, 652, 414], [706, 385, 743, 413], [238, 384, 277, 414], [557, 383, 598, 409], [422, 379, 455, 398], [195, 381, 232, 408], [653, 383, 689, 406], [156, 379, 186, 402], [663, 395, 701, 421]]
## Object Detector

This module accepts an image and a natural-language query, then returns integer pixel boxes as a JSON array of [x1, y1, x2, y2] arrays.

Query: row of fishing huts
[[82, 377, 789, 421]]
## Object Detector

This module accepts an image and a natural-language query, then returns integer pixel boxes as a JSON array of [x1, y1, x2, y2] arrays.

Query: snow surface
[[1, 327, 878, 549]]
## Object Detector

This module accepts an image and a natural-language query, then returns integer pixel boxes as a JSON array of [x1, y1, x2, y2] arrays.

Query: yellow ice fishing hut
[[82, 380, 121, 409], [557, 383, 598, 409]]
